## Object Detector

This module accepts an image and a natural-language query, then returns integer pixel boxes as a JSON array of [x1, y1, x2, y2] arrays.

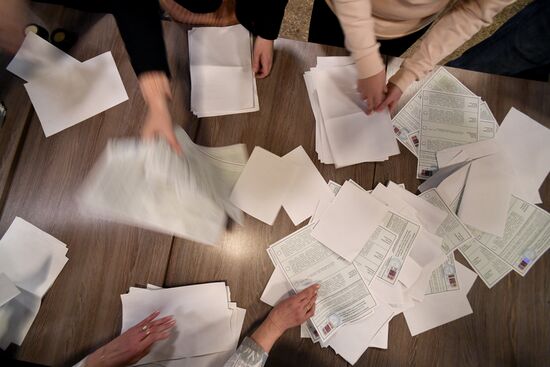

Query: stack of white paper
[[189, 25, 259, 117], [304, 57, 400, 167], [6, 32, 128, 137], [121, 282, 245, 366], [0, 217, 68, 349], [78, 126, 248, 246], [229, 146, 333, 225], [260, 179, 483, 364]]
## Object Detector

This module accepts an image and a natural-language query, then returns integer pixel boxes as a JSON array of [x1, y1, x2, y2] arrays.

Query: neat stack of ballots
[[188, 25, 259, 117], [0, 217, 68, 349], [121, 282, 245, 366], [304, 57, 399, 167]]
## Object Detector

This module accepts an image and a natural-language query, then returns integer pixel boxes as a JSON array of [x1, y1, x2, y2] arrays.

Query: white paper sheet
[[403, 262, 477, 336], [7, 32, 80, 82], [122, 283, 235, 361], [311, 181, 388, 262], [328, 303, 394, 365], [0, 289, 41, 349], [260, 267, 293, 307], [458, 153, 514, 237], [24, 51, 128, 137], [0, 217, 68, 298], [281, 146, 333, 225], [0, 273, 20, 307], [496, 108, 550, 204], [230, 147, 298, 225], [188, 25, 258, 117]]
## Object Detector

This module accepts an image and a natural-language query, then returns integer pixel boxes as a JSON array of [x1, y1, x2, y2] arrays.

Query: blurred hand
[[357, 69, 387, 115], [85, 311, 175, 367], [139, 72, 181, 154], [141, 101, 182, 155], [0, 0, 28, 54], [252, 36, 274, 78], [376, 82, 403, 114]]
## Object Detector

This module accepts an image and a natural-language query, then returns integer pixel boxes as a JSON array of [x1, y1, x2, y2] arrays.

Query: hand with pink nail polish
[[85, 311, 176, 367]]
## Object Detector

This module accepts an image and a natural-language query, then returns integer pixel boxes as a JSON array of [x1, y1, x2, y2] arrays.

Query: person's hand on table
[[252, 36, 274, 78], [357, 69, 387, 115], [139, 71, 182, 155], [251, 284, 319, 353], [376, 82, 403, 114], [85, 311, 176, 367]]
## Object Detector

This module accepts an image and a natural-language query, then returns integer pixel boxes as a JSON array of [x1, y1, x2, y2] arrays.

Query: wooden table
[[0, 7, 549, 367]]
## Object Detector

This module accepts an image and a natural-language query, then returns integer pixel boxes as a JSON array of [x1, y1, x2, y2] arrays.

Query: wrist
[[251, 316, 284, 353]]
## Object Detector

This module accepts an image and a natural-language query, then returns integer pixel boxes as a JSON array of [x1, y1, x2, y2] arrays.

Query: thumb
[[252, 51, 260, 74]]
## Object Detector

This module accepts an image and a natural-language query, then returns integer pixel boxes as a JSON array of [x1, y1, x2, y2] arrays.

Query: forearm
[[250, 315, 284, 353], [139, 71, 171, 111], [389, 0, 516, 92], [330, 0, 384, 79]]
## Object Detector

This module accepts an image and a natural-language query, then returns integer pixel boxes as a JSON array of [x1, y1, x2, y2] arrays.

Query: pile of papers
[[0, 217, 68, 349], [388, 65, 499, 179], [262, 179, 484, 365], [230, 146, 334, 225], [418, 108, 550, 288], [78, 126, 248, 246], [121, 282, 245, 366], [304, 57, 399, 167], [189, 25, 259, 117], [6, 32, 128, 137]]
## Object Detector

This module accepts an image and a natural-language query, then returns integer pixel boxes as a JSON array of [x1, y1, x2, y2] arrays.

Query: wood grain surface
[[0, 8, 548, 367]]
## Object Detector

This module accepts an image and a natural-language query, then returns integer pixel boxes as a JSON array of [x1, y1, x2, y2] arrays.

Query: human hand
[[357, 69, 387, 115], [376, 82, 403, 114], [252, 36, 274, 78], [0, 0, 28, 54], [141, 101, 182, 155], [251, 284, 319, 353], [85, 311, 176, 367]]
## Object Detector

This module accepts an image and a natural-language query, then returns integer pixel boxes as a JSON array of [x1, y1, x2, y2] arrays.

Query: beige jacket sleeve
[[389, 0, 516, 93], [330, 0, 385, 80]]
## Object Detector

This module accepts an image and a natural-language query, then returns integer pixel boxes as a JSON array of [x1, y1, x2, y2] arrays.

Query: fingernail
[[315, 284, 320, 289]]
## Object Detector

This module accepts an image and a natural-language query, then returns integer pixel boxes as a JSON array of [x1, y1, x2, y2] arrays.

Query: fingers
[[367, 92, 384, 115], [255, 54, 272, 79], [252, 49, 261, 75], [136, 311, 161, 328], [297, 284, 319, 301], [305, 302, 316, 319], [375, 94, 392, 113], [165, 131, 183, 155]]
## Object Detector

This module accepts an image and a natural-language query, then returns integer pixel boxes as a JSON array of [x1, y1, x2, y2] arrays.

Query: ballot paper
[[458, 239, 511, 288], [188, 25, 258, 117], [327, 303, 394, 365], [0, 217, 68, 349], [425, 253, 461, 295], [418, 189, 472, 254], [281, 147, 333, 225], [260, 267, 293, 307], [24, 52, 128, 137], [268, 224, 377, 342], [305, 58, 399, 166], [436, 138, 500, 169], [417, 89, 481, 179], [0, 273, 20, 308], [7, 32, 79, 82], [403, 262, 477, 336], [79, 127, 247, 245], [311, 181, 388, 262], [353, 226, 399, 286], [496, 108, 550, 204], [467, 195, 550, 276], [121, 282, 245, 363]]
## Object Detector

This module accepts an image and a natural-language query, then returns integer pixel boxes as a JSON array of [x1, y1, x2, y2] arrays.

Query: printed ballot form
[[459, 239, 511, 288], [468, 195, 550, 276], [419, 189, 472, 254], [425, 253, 461, 295], [268, 224, 377, 342], [417, 90, 481, 179], [353, 226, 399, 286]]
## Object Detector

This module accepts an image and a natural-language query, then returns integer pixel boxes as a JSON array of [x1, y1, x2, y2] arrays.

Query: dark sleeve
[[235, 0, 288, 40], [112, 0, 171, 77]]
